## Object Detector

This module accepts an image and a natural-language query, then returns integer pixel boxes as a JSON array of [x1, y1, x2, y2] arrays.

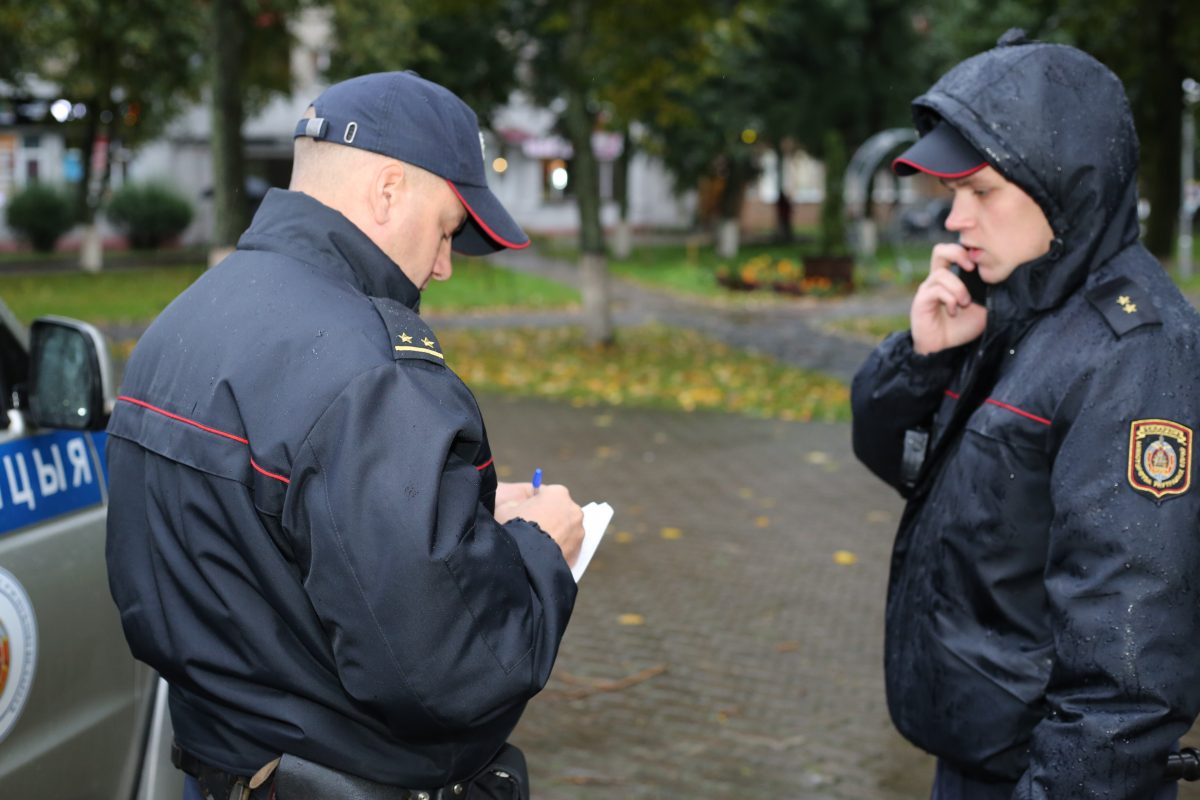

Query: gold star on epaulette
[[398, 332, 413, 344], [421, 337, 436, 349], [1124, 303, 1137, 314], [1117, 295, 1130, 306]]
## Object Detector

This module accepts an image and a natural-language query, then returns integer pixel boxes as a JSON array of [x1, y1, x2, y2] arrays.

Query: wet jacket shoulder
[[852, 36, 1200, 799], [105, 190, 577, 786]]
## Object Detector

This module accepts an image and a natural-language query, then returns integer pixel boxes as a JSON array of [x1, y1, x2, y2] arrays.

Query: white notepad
[[573, 502, 614, 582]]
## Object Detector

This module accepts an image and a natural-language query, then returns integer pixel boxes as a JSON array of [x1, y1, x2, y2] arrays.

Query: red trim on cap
[[892, 158, 987, 179], [445, 181, 530, 250]]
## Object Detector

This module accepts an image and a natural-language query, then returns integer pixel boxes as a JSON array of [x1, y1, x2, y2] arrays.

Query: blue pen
[[532, 467, 542, 494]]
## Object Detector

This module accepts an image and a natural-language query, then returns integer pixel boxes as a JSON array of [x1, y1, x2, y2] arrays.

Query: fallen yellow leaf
[[754, 516, 771, 528], [618, 613, 645, 626], [660, 527, 683, 540], [615, 531, 633, 543], [833, 550, 858, 566]]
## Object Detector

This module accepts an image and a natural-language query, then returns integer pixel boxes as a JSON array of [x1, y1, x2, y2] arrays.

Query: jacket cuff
[[506, 518, 578, 596], [886, 331, 965, 392]]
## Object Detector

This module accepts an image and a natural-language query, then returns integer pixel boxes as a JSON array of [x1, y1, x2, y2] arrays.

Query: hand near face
[[911, 243, 988, 355]]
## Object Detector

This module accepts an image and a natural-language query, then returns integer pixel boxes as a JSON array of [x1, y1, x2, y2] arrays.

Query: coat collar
[[237, 189, 422, 311]]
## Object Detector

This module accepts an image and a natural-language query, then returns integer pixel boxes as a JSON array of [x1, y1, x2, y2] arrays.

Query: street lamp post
[[1179, 78, 1200, 281]]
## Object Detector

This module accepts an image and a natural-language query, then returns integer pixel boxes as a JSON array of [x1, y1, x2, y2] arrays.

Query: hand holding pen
[[493, 467, 584, 565]]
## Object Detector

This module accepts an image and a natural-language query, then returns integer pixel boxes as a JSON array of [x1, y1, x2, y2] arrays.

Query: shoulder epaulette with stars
[[368, 296, 445, 366], [1085, 276, 1161, 337]]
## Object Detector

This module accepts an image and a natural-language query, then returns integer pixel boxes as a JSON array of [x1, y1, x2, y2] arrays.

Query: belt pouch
[[466, 744, 528, 800]]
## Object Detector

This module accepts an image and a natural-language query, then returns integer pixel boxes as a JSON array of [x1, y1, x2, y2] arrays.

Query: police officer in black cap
[[106, 71, 585, 799], [853, 33, 1200, 799]]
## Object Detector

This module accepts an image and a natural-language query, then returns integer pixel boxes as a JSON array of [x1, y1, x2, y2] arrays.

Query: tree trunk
[[774, 143, 792, 243], [1140, 63, 1185, 258], [80, 224, 103, 272], [819, 130, 848, 256], [564, 0, 613, 346], [612, 127, 632, 259], [75, 95, 107, 271], [716, 219, 740, 259], [210, 0, 250, 261], [716, 161, 746, 259]]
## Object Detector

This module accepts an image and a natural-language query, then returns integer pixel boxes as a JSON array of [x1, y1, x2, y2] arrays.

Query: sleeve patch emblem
[[1128, 419, 1192, 500]]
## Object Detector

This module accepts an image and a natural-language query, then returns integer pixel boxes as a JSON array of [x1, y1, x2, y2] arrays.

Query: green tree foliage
[[106, 181, 194, 249], [209, 0, 297, 249], [6, 0, 205, 226], [742, 0, 927, 253], [325, 0, 520, 131], [515, 0, 724, 344], [640, 13, 763, 227], [6, 184, 75, 252]]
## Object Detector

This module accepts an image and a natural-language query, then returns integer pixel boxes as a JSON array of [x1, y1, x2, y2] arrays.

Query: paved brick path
[[480, 395, 933, 799]]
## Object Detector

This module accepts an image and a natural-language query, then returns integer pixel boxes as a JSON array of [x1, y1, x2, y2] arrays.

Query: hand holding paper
[[573, 502, 614, 582]]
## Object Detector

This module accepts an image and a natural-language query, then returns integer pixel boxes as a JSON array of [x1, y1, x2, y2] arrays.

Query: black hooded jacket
[[852, 40, 1200, 797], [105, 189, 577, 788]]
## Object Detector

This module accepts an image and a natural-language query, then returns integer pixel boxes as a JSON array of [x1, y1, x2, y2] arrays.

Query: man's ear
[[368, 161, 408, 225]]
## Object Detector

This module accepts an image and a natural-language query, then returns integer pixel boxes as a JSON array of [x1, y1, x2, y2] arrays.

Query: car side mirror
[[27, 317, 113, 431]]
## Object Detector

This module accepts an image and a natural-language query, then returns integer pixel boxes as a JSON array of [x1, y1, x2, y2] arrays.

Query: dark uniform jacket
[[852, 40, 1200, 798], [106, 189, 577, 787]]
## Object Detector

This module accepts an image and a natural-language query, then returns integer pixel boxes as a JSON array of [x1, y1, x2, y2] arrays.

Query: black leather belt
[[172, 742, 271, 800], [171, 742, 473, 800]]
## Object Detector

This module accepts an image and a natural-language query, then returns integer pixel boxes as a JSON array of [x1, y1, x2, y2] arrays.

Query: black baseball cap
[[295, 71, 529, 255], [892, 121, 988, 179]]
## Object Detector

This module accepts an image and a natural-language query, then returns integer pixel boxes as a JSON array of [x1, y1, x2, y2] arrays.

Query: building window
[[542, 158, 571, 202]]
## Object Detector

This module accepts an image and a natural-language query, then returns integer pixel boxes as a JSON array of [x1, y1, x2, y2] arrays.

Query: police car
[[0, 302, 181, 798]]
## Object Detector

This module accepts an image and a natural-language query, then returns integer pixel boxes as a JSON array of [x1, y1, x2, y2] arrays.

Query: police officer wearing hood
[[852, 32, 1200, 799], [106, 72, 585, 799]]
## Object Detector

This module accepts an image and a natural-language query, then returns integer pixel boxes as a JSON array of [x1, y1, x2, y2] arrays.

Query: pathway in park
[[438, 248, 914, 384]]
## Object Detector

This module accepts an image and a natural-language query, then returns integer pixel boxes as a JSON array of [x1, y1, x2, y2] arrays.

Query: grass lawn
[[439, 325, 850, 422], [0, 265, 206, 324], [0, 260, 578, 326], [600, 240, 930, 300], [0, 258, 850, 422], [421, 258, 578, 313]]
